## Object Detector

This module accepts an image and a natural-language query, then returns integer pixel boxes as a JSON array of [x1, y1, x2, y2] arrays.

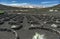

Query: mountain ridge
[[0, 4, 59, 11]]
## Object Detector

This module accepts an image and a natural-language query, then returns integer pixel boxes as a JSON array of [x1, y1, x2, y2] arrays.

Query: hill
[[0, 4, 20, 10], [0, 4, 59, 14], [50, 4, 60, 10]]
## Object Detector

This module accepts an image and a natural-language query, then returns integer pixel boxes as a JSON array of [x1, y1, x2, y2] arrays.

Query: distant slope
[[51, 4, 60, 8], [38, 4, 60, 12], [0, 4, 20, 10], [0, 4, 41, 10], [51, 4, 60, 10], [0, 4, 59, 14]]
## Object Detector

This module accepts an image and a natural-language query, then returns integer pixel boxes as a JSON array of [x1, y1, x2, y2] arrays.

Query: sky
[[0, 0, 60, 7]]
